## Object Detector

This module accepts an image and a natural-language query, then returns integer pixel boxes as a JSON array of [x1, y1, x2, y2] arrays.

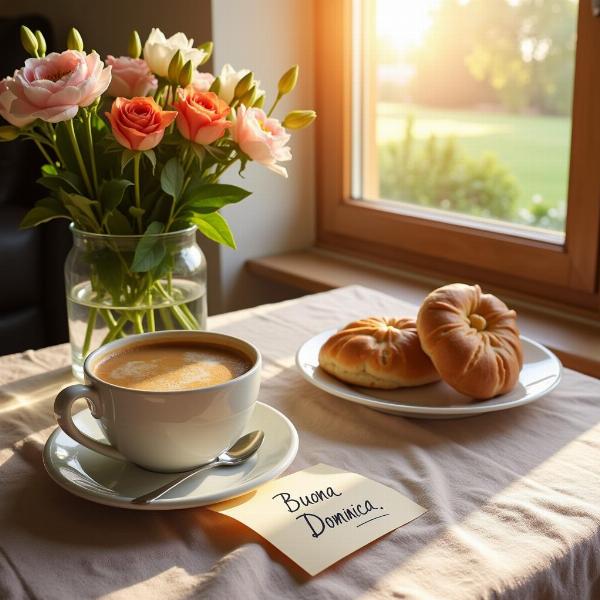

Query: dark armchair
[[0, 16, 70, 355]]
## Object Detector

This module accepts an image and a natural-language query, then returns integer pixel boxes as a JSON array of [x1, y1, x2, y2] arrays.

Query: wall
[[208, 0, 316, 313]]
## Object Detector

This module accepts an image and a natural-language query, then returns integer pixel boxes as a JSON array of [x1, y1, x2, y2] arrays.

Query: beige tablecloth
[[1, 285, 599, 600]]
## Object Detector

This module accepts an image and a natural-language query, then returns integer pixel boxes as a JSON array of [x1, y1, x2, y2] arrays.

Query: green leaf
[[37, 196, 65, 212], [190, 143, 205, 164], [140, 181, 162, 210], [143, 149, 156, 173], [182, 183, 251, 214], [102, 141, 125, 153], [146, 195, 172, 224], [90, 111, 108, 133], [160, 157, 184, 199], [238, 156, 249, 177], [150, 250, 174, 280], [204, 145, 229, 161], [144, 221, 164, 235], [105, 210, 133, 235], [41, 163, 58, 176], [100, 178, 133, 216], [92, 249, 124, 304], [192, 212, 236, 248], [37, 172, 84, 194], [131, 221, 166, 272], [121, 149, 136, 172], [128, 206, 146, 219], [58, 189, 100, 230], [19, 201, 69, 229]]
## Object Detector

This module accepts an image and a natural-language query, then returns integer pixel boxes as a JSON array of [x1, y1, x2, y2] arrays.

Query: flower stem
[[206, 155, 239, 185], [99, 308, 118, 330], [31, 138, 55, 166], [267, 92, 282, 117], [42, 123, 66, 166], [81, 307, 98, 359], [147, 309, 156, 332], [159, 307, 175, 329], [154, 82, 165, 105], [66, 119, 94, 197], [146, 287, 155, 332], [85, 110, 99, 195], [133, 152, 142, 233], [180, 303, 200, 329], [154, 281, 196, 329], [169, 305, 194, 330], [101, 313, 129, 345], [133, 311, 145, 333]]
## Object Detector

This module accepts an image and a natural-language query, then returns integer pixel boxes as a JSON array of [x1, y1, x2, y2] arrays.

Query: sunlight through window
[[357, 0, 578, 236]]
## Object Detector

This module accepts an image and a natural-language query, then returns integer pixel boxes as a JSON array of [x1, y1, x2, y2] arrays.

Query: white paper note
[[207, 463, 427, 575]]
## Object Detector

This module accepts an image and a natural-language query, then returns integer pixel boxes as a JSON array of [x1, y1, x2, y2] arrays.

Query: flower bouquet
[[0, 26, 315, 377]]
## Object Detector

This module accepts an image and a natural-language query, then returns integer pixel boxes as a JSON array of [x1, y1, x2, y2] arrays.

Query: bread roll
[[417, 283, 523, 399], [318, 317, 440, 389]]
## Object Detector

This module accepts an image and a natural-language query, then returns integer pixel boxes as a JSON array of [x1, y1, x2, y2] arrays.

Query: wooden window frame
[[315, 0, 600, 313]]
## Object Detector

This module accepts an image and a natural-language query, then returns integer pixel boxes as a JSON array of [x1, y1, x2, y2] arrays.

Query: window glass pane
[[361, 0, 577, 236]]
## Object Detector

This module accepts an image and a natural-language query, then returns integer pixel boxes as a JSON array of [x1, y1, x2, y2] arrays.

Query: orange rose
[[106, 96, 177, 151], [173, 89, 232, 145]]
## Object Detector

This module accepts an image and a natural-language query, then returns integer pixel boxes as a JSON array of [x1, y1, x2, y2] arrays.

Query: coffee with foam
[[94, 342, 252, 392]]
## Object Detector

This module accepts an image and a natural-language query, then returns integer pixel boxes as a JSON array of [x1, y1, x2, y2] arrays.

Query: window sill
[[246, 248, 600, 379]]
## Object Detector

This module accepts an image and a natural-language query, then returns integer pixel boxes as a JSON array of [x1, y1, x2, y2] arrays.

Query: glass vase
[[65, 225, 207, 380]]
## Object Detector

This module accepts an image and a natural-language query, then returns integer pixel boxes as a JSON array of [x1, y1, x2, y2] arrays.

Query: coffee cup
[[54, 331, 261, 472]]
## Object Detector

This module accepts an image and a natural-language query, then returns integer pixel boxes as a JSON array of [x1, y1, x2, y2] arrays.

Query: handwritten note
[[207, 463, 426, 575]]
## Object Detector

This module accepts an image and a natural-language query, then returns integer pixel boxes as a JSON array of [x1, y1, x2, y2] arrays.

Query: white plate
[[296, 330, 562, 419], [43, 402, 299, 510]]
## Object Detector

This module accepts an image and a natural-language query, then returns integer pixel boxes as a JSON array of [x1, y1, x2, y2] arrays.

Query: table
[[1, 285, 599, 599]]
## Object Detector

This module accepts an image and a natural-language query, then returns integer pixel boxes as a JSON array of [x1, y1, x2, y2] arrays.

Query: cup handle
[[54, 384, 125, 461]]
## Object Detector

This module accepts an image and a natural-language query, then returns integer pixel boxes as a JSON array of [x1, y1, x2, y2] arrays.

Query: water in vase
[[67, 278, 207, 380]]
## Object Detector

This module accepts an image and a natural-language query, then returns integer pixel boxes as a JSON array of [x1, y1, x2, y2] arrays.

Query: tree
[[466, 0, 577, 115], [408, 0, 577, 115]]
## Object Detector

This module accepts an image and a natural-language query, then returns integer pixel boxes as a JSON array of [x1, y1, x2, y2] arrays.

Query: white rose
[[143, 28, 207, 78], [218, 63, 264, 104]]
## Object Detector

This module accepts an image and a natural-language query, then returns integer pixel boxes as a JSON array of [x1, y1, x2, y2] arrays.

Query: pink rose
[[105, 56, 157, 99], [6, 50, 111, 123], [173, 89, 231, 145], [106, 96, 177, 151], [189, 71, 215, 93], [231, 105, 292, 177], [0, 77, 35, 127]]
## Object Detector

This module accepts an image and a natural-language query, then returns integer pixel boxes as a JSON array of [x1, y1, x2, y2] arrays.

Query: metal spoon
[[131, 430, 264, 505]]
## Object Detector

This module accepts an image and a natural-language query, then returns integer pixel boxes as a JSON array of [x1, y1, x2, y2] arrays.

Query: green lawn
[[377, 103, 571, 210]]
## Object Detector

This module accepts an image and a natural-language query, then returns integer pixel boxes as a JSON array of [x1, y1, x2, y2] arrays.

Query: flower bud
[[167, 49, 184, 83], [238, 85, 257, 107], [128, 30, 142, 59], [282, 109, 317, 130], [234, 71, 254, 99], [209, 76, 221, 94], [34, 30, 46, 56], [67, 27, 84, 52], [20, 25, 38, 57], [278, 65, 299, 96], [0, 126, 19, 141], [197, 41, 213, 65], [253, 93, 265, 109], [179, 60, 193, 87]]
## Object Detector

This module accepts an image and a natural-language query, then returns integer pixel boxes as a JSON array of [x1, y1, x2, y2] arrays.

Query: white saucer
[[296, 330, 562, 419], [43, 402, 299, 510]]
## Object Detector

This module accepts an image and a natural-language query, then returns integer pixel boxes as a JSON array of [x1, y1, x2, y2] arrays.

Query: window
[[315, 0, 600, 311]]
